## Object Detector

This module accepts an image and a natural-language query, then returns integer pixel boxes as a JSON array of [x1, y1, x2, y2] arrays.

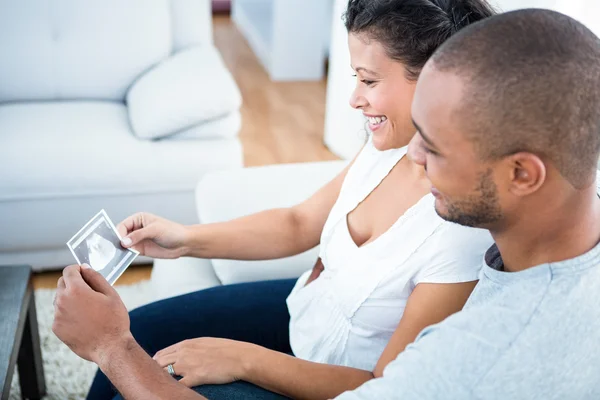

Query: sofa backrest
[[171, 0, 213, 51], [0, 0, 212, 103]]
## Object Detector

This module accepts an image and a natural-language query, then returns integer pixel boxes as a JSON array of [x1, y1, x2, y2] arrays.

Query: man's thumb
[[80, 265, 114, 295]]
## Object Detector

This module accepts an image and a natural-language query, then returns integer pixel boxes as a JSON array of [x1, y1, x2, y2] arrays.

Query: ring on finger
[[167, 363, 176, 376]]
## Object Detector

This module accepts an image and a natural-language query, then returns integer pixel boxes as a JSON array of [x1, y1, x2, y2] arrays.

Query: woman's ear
[[506, 152, 546, 197]]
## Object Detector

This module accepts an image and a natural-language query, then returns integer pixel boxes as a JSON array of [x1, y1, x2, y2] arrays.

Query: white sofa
[[0, 0, 243, 270], [151, 161, 347, 300]]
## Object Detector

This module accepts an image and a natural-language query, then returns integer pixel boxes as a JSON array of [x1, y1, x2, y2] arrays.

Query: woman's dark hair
[[344, 0, 496, 80]]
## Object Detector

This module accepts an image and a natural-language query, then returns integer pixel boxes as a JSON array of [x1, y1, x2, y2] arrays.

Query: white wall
[[323, 0, 366, 160], [493, 0, 558, 10], [323, 0, 599, 160], [555, 0, 600, 36]]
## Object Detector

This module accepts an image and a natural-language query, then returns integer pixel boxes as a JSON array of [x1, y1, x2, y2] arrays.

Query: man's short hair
[[432, 9, 600, 189]]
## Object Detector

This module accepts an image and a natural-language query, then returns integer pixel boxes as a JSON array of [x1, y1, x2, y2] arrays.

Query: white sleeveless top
[[286, 138, 494, 371]]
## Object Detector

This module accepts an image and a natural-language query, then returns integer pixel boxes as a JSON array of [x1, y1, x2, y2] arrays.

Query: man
[[53, 8, 600, 399]]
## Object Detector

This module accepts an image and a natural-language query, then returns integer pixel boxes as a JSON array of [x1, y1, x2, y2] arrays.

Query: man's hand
[[153, 338, 260, 387], [52, 264, 131, 364], [53, 265, 209, 400], [117, 212, 189, 259]]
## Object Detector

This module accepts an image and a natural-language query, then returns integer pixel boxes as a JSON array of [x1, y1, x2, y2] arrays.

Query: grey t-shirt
[[336, 242, 600, 399]]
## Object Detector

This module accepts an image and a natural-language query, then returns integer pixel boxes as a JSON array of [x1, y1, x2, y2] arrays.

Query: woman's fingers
[[178, 376, 195, 387], [153, 343, 179, 360], [123, 225, 157, 248], [154, 351, 179, 368], [117, 213, 145, 237]]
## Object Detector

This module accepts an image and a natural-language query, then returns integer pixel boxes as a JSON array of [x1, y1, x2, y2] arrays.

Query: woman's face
[[348, 33, 417, 151]]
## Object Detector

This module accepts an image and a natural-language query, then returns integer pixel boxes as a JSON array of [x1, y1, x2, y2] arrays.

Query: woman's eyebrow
[[352, 66, 381, 77]]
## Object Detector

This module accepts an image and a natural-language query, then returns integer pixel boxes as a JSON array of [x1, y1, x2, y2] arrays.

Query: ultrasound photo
[[67, 210, 139, 285]]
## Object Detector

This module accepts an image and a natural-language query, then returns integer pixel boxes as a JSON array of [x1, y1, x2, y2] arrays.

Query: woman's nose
[[349, 87, 367, 109]]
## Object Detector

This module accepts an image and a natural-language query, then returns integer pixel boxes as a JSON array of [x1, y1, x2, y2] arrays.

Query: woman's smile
[[365, 113, 388, 132]]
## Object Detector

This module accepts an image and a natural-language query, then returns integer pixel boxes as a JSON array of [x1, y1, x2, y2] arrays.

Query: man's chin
[[433, 199, 450, 221], [434, 199, 478, 227]]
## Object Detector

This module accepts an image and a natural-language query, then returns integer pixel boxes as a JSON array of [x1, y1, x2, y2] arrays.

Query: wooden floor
[[213, 15, 337, 166], [32, 264, 155, 290], [33, 14, 336, 290]]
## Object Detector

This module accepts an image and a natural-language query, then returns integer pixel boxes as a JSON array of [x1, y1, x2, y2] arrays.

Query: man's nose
[[407, 134, 426, 166]]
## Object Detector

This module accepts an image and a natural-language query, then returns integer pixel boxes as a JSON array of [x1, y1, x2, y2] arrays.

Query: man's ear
[[505, 152, 546, 197]]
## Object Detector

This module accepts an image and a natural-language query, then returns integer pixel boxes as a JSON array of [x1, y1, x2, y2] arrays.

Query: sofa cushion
[[196, 161, 348, 285], [0, 101, 242, 202], [162, 112, 241, 141], [127, 46, 242, 140], [0, 101, 243, 260], [0, 0, 172, 102], [151, 258, 222, 301]]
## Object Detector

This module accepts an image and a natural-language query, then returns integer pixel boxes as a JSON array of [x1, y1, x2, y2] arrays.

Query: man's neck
[[491, 186, 600, 273]]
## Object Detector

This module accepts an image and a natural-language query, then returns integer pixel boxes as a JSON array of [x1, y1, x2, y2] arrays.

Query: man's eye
[[423, 146, 437, 156]]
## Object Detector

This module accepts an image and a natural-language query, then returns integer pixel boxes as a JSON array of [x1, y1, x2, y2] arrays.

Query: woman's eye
[[351, 74, 375, 86]]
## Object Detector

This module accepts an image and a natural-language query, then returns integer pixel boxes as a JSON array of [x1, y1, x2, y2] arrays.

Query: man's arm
[[97, 334, 205, 400], [333, 313, 500, 400], [52, 265, 207, 400]]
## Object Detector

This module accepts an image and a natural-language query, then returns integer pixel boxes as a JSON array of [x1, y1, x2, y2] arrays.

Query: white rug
[[9, 281, 156, 400]]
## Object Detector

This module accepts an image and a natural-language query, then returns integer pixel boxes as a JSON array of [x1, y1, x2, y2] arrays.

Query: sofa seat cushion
[[0, 101, 242, 202]]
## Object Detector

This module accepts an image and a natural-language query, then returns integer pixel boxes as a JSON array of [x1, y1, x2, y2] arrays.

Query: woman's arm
[[372, 280, 477, 376], [154, 280, 478, 399], [184, 161, 352, 260], [118, 158, 358, 261], [242, 349, 373, 399], [243, 281, 478, 399]]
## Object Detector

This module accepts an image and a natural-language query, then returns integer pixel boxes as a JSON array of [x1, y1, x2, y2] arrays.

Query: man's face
[[408, 65, 504, 228]]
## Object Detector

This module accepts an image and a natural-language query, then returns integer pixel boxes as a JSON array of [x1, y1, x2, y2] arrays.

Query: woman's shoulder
[[404, 219, 493, 285], [345, 137, 409, 184], [426, 218, 494, 259]]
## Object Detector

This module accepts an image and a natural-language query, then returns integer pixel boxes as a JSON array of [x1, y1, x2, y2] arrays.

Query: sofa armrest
[[151, 257, 222, 301], [195, 160, 347, 285], [127, 46, 241, 140]]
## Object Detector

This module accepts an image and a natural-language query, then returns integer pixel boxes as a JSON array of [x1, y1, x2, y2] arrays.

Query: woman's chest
[[315, 207, 440, 318], [309, 235, 416, 333], [345, 162, 430, 248]]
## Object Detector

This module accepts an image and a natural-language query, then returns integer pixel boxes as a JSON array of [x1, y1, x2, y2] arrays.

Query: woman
[[89, 1, 496, 399]]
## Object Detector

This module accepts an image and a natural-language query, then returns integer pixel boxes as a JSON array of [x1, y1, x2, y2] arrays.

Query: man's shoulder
[[350, 259, 600, 400], [407, 281, 545, 364], [342, 308, 511, 399], [471, 267, 600, 398], [417, 301, 523, 350]]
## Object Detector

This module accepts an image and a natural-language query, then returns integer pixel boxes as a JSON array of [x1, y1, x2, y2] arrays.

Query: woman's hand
[[117, 212, 190, 259], [153, 338, 259, 387]]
